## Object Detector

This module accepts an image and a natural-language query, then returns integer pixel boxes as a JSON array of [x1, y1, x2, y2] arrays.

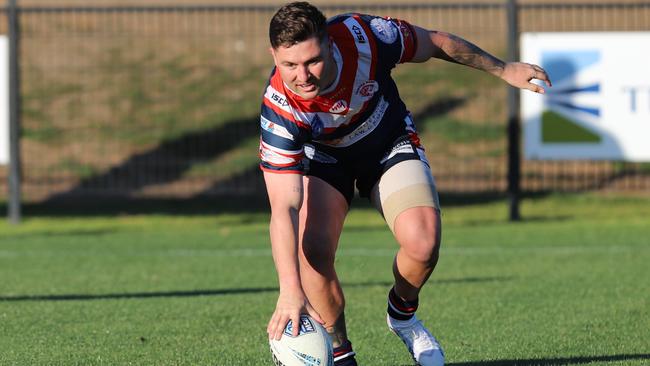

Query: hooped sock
[[387, 287, 418, 321], [333, 339, 357, 366]]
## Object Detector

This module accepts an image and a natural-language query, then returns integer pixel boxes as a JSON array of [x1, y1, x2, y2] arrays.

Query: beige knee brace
[[370, 160, 440, 233]]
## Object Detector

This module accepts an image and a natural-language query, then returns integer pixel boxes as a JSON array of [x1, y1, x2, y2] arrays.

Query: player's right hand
[[267, 288, 323, 340], [500, 61, 552, 94]]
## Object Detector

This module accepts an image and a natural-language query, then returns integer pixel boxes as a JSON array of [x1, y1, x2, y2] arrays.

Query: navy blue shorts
[[303, 114, 429, 206]]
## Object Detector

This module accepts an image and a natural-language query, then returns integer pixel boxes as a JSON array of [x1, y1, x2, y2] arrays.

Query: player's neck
[[318, 44, 340, 95]]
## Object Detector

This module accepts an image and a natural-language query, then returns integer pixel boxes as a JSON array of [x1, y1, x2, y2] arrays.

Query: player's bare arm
[[263, 172, 323, 340], [410, 25, 552, 94]]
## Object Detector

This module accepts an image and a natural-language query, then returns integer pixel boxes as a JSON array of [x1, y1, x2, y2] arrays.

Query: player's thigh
[[371, 159, 441, 235], [299, 175, 349, 263]]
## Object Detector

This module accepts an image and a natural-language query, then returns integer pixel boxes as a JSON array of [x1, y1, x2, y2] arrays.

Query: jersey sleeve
[[359, 14, 418, 67], [259, 79, 309, 174]]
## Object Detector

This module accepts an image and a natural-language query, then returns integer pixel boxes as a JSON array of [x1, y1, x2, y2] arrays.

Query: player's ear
[[269, 47, 278, 65]]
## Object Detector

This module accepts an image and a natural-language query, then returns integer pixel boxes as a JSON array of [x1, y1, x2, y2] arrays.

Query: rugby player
[[260, 2, 551, 365]]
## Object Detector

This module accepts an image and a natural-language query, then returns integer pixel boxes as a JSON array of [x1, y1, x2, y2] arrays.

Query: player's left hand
[[500, 62, 552, 94]]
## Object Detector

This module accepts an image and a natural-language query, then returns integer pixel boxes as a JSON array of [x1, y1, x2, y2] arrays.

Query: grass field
[[1, 193, 649, 365]]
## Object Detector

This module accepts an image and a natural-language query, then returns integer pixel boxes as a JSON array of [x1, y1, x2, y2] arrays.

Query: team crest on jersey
[[329, 99, 348, 114], [370, 18, 398, 44], [356, 80, 379, 100]]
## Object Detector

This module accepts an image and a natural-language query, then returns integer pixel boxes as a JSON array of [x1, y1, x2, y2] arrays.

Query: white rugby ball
[[269, 315, 333, 366]]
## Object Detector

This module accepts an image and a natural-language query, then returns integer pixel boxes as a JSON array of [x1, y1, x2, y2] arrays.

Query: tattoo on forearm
[[443, 33, 505, 75]]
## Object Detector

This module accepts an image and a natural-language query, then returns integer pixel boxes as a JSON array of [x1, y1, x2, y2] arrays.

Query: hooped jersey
[[259, 13, 418, 174]]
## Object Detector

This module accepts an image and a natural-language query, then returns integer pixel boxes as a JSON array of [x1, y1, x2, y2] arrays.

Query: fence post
[[506, 0, 521, 221], [7, 0, 22, 224]]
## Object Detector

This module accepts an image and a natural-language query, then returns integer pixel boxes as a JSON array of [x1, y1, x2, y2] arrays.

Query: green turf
[[1, 194, 649, 365]]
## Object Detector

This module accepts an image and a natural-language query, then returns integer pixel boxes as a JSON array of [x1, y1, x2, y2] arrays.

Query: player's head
[[269, 1, 327, 49], [269, 2, 335, 100]]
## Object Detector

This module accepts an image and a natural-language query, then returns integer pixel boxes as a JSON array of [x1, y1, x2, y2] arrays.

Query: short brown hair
[[269, 2, 327, 49]]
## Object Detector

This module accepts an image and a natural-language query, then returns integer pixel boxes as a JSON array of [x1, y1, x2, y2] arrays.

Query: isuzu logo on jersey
[[356, 80, 379, 100], [351, 25, 366, 44], [328, 99, 348, 114]]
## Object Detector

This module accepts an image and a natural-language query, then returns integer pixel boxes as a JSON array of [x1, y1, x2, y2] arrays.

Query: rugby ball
[[269, 315, 334, 366]]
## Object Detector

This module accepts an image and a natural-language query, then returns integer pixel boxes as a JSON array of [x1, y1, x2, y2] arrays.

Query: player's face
[[271, 36, 335, 100]]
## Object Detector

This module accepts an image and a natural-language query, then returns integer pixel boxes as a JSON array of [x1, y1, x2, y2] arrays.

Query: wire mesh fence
[[0, 2, 649, 203]]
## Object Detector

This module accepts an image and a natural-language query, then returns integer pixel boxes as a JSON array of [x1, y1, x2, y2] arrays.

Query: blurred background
[[1, 2, 649, 364], [1, 0, 649, 208]]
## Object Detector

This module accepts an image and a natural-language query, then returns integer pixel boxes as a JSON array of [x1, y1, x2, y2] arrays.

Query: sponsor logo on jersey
[[356, 80, 379, 99], [329, 99, 348, 114], [370, 18, 398, 44], [322, 96, 389, 147], [351, 25, 366, 44], [261, 116, 294, 141], [265, 86, 292, 114], [271, 92, 289, 107]]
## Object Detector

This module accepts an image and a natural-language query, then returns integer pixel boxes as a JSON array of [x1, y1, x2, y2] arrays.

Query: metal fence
[[1, 1, 649, 205]]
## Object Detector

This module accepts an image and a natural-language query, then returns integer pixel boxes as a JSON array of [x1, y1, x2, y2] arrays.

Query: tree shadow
[[194, 96, 469, 196], [411, 96, 467, 133], [0, 276, 510, 302], [448, 353, 650, 366], [44, 115, 259, 202], [0, 287, 279, 302], [1, 228, 118, 239], [0, 281, 389, 303], [31, 96, 472, 215]]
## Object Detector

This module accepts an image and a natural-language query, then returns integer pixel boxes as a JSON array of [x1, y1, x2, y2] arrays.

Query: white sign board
[[521, 32, 650, 161], [0, 35, 9, 165]]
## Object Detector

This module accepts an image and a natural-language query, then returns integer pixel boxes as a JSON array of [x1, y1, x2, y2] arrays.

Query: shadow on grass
[[2, 191, 553, 218], [0, 287, 280, 302], [2, 195, 271, 217], [10, 96, 492, 217], [0, 276, 510, 302], [1, 228, 120, 239], [45, 115, 260, 201], [448, 353, 650, 365]]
